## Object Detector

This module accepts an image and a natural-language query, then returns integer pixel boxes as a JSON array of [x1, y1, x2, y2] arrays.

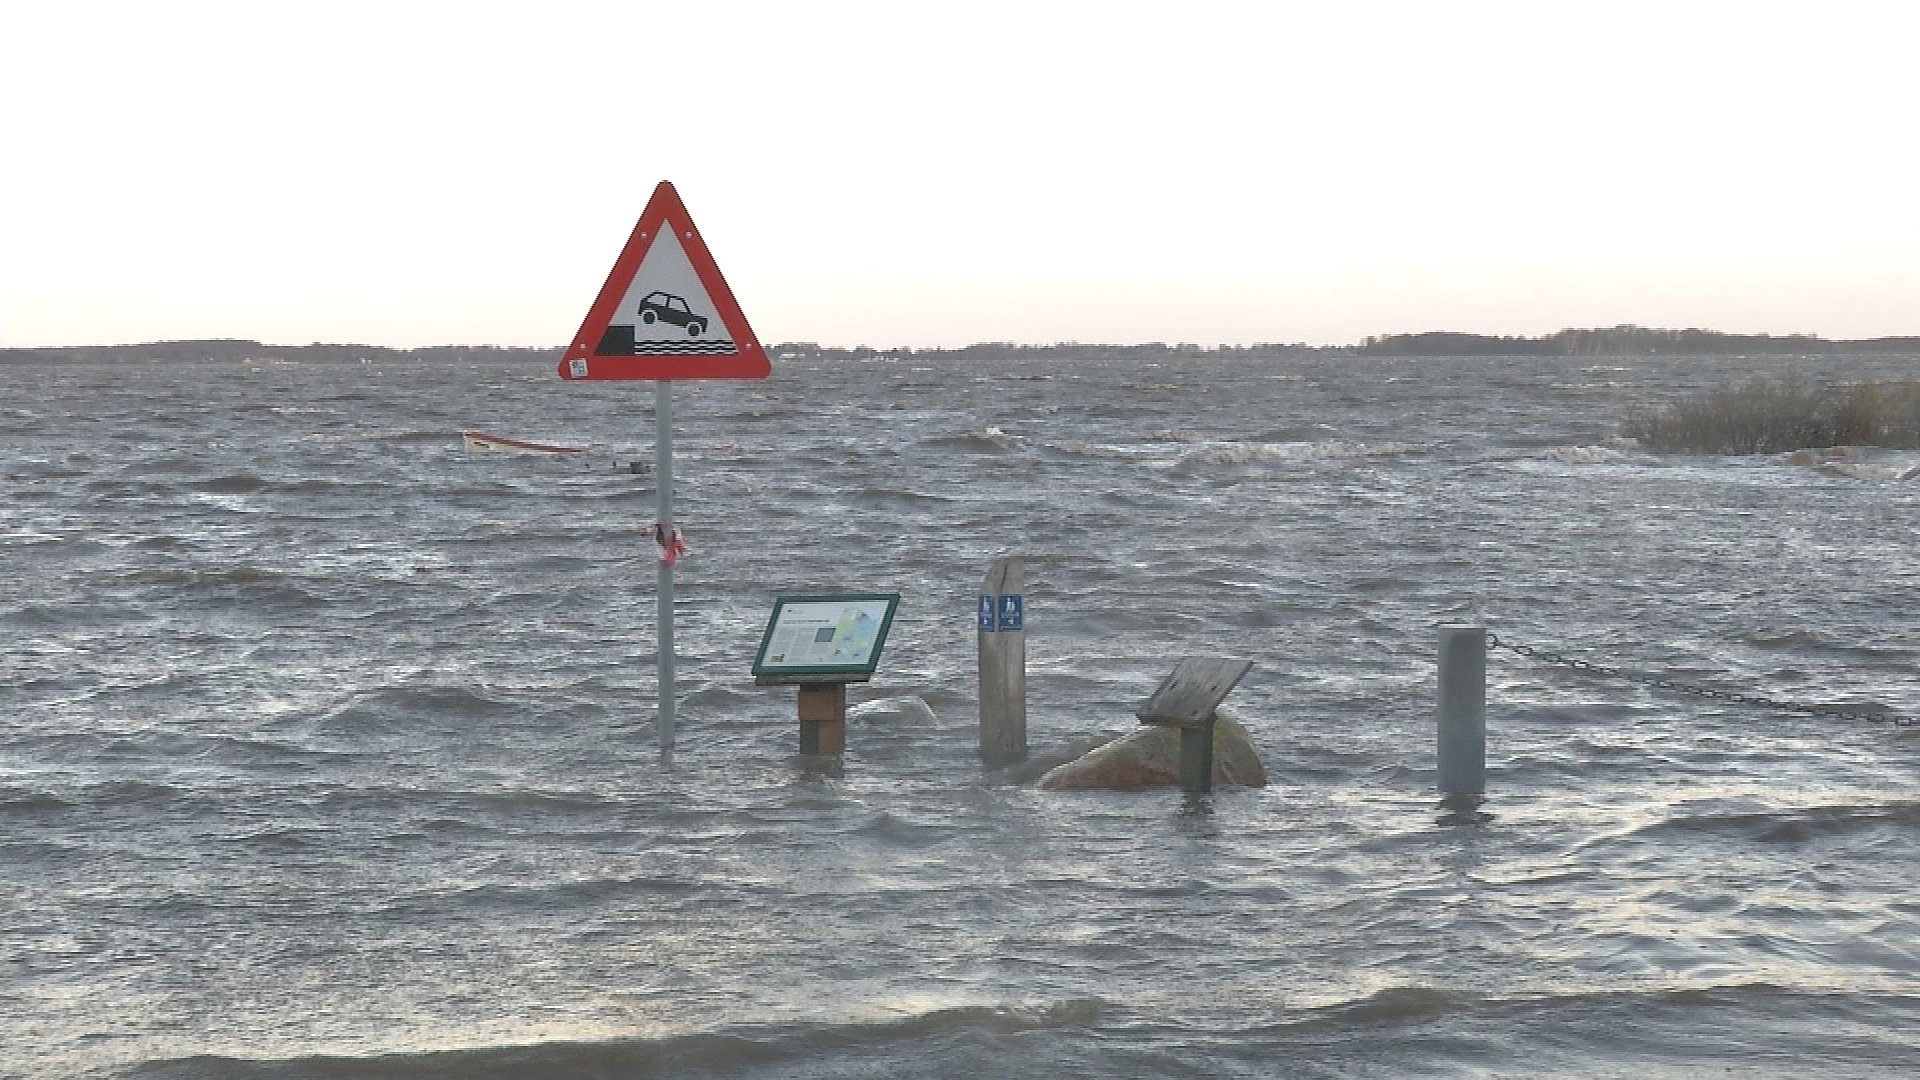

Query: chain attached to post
[[1486, 632, 1918, 729]]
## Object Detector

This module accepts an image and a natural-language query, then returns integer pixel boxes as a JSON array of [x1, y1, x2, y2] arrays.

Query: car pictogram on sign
[[637, 291, 709, 336]]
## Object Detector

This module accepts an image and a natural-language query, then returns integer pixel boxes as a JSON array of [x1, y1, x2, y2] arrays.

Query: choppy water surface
[[4, 352, 1917, 1078]]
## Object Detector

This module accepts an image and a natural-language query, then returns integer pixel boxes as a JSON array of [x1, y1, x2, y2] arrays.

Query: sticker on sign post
[[997, 594, 1023, 631], [978, 595, 997, 632]]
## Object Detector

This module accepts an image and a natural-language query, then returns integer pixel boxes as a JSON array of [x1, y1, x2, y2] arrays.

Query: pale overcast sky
[[4, 0, 1915, 349]]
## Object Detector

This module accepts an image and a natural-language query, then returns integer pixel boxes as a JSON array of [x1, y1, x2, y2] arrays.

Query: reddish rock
[[1039, 710, 1267, 791]]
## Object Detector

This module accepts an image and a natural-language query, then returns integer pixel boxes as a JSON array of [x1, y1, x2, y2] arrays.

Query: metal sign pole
[[655, 380, 676, 749]]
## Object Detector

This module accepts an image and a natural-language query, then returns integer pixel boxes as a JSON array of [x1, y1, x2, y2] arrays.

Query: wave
[[10, 727, 355, 775], [1174, 439, 1424, 469], [847, 484, 960, 508], [844, 809, 959, 848], [261, 477, 411, 497], [308, 784, 622, 828], [1266, 980, 1917, 1039], [1622, 801, 1920, 844], [121, 985, 1920, 1079], [378, 873, 716, 917], [191, 473, 268, 495], [58, 777, 189, 809], [0, 788, 76, 817], [1034, 438, 1163, 462], [127, 1000, 1106, 1080], [94, 454, 207, 478], [924, 428, 1026, 453], [1146, 427, 1209, 443], [97, 565, 331, 611], [2, 600, 106, 629], [313, 684, 520, 733], [1248, 423, 1344, 443], [367, 430, 455, 445], [1543, 443, 1635, 465]]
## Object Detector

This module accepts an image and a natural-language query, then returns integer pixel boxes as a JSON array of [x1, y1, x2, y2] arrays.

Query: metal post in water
[[1179, 717, 1215, 794], [655, 381, 676, 750], [1436, 624, 1486, 795]]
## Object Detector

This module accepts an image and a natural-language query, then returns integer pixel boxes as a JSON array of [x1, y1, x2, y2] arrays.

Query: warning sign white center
[[597, 228, 738, 357], [558, 181, 770, 382]]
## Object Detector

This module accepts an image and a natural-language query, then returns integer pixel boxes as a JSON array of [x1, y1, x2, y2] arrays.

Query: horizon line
[[7, 325, 1920, 354]]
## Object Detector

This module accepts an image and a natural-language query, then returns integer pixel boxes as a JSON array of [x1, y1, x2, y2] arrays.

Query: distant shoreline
[[4, 326, 1918, 365]]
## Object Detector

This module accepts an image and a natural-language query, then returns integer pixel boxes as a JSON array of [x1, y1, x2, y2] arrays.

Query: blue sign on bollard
[[979, 594, 997, 631], [997, 593, 1024, 631]]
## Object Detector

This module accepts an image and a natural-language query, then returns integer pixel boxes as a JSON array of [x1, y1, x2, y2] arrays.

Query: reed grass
[[1622, 377, 1920, 454]]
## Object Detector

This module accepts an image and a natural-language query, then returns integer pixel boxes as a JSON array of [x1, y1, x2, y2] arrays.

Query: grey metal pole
[[655, 381, 676, 749], [1436, 624, 1486, 795], [1179, 718, 1215, 794]]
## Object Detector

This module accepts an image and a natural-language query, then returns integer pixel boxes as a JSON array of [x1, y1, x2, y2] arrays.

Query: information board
[[752, 593, 901, 678]]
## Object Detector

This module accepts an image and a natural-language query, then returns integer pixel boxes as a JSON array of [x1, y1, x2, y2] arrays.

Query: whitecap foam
[[1178, 439, 1422, 468], [1547, 444, 1630, 465]]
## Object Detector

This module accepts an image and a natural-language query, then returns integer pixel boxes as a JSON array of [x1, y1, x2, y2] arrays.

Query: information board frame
[[751, 593, 902, 678]]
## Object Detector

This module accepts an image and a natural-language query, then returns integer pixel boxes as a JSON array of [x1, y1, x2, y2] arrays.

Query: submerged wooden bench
[[1137, 658, 1254, 793]]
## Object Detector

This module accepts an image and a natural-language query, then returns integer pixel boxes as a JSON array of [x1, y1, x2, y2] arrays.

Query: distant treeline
[[5, 326, 1919, 366], [0, 340, 564, 366], [1352, 326, 1920, 357], [753, 325, 1920, 360]]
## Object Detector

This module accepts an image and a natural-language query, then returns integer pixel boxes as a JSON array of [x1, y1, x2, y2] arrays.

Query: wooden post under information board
[[752, 593, 902, 756], [795, 681, 850, 755], [978, 557, 1027, 764], [557, 181, 771, 749]]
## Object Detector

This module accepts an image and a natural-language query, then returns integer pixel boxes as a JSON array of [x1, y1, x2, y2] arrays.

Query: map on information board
[[752, 594, 901, 677]]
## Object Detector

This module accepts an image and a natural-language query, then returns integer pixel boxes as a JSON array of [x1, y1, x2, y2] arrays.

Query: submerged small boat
[[462, 429, 587, 455]]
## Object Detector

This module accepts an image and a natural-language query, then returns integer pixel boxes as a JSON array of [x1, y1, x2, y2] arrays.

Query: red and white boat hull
[[462, 430, 587, 455]]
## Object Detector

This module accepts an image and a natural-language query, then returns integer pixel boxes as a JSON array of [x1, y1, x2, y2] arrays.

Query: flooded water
[[4, 350, 1917, 1078]]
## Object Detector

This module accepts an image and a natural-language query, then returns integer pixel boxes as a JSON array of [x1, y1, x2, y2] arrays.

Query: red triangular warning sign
[[557, 182, 771, 381]]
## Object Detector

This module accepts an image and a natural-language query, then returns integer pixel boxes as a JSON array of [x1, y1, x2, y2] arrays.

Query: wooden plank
[[1137, 658, 1253, 729]]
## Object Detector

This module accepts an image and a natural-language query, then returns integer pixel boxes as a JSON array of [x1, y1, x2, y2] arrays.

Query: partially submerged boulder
[[1783, 445, 1864, 467], [996, 732, 1119, 787], [1039, 708, 1268, 790], [1781, 445, 1920, 481]]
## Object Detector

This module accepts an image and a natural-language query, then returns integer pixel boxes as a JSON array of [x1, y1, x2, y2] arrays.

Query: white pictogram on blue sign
[[978, 594, 996, 631], [997, 593, 1023, 631]]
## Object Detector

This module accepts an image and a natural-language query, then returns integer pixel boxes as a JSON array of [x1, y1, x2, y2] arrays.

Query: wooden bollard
[[977, 556, 1027, 764], [1137, 658, 1253, 794], [1436, 625, 1486, 796]]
